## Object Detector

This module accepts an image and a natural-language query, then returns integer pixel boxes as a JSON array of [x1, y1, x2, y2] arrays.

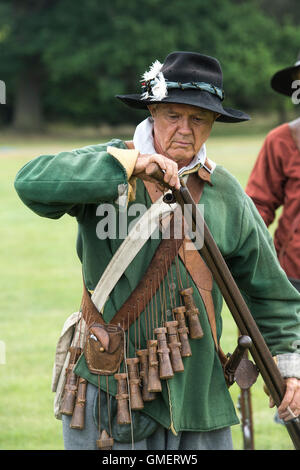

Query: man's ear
[[147, 104, 157, 118]]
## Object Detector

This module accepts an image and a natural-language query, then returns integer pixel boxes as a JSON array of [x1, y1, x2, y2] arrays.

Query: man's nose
[[178, 118, 192, 134]]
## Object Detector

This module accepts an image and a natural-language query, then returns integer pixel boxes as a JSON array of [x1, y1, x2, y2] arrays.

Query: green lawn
[[0, 129, 294, 450]]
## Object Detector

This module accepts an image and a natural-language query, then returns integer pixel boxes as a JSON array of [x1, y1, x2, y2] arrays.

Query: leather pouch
[[84, 323, 124, 375]]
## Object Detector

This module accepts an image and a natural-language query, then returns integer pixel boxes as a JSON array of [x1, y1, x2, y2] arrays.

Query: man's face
[[149, 103, 217, 168]]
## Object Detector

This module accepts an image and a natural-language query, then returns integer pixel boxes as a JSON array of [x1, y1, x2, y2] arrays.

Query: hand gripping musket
[[145, 167, 300, 450]]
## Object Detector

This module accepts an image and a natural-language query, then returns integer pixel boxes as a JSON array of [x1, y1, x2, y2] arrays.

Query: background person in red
[[246, 52, 300, 291]]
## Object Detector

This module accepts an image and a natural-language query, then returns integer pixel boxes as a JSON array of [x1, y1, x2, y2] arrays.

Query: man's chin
[[167, 151, 194, 165]]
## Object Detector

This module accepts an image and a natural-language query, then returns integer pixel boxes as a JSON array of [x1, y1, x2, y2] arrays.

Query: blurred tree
[[0, 0, 59, 130], [259, 0, 300, 25], [0, 0, 299, 129]]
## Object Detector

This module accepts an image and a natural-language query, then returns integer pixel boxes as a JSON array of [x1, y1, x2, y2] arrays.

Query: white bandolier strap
[[91, 191, 176, 313]]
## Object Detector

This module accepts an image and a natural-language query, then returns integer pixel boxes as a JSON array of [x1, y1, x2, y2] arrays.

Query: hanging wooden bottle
[[136, 349, 157, 401], [187, 307, 204, 339], [70, 377, 87, 429], [97, 429, 114, 450], [180, 287, 204, 339], [126, 357, 144, 410], [165, 320, 184, 373], [147, 339, 162, 392], [154, 327, 174, 379], [60, 346, 82, 416], [172, 306, 192, 357], [114, 372, 131, 425]]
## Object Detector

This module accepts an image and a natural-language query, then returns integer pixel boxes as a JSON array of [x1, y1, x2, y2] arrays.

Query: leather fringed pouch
[[84, 323, 124, 375]]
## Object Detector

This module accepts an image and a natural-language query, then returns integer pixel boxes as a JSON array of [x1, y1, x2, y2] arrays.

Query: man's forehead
[[157, 103, 212, 116]]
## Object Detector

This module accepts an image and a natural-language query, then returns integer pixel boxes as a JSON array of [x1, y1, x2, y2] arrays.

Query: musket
[[146, 168, 300, 450]]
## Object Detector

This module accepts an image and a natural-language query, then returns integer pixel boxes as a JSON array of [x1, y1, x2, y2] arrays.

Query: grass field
[[0, 124, 294, 450]]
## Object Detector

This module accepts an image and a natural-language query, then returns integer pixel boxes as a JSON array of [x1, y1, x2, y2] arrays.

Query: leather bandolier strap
[[81, 166, 223, 358], [144, 167, 222, 356], [80, 208, 186, 330]]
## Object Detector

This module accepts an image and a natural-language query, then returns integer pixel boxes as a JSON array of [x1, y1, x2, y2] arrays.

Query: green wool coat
[[14, 139, 300, 437]]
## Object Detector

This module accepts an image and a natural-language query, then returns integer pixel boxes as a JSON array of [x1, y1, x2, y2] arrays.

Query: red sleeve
[[245, 127, 287, 227]]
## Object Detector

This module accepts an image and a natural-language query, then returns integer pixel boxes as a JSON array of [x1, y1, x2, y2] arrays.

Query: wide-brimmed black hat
[[116, 51, 250, 123], [271, 52, 300, 96]]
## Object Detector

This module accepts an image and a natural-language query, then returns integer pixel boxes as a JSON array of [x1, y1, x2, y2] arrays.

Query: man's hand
[[133, 153, 181, 190], [269, 378, 300, 421]]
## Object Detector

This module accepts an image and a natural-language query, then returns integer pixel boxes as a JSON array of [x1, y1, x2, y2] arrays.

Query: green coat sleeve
[[225, 193, 300, 356], [14, 139, 129, 219]]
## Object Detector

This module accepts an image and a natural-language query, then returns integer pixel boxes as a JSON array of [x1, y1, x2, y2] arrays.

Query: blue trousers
[[62, 382, 233, 450]]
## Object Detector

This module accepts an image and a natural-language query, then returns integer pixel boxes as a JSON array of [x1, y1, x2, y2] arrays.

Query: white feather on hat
[[141, 60, 168, 101]]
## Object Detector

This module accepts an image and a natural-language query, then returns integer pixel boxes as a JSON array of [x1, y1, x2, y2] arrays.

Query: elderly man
[[14, 51, 300, 451]]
